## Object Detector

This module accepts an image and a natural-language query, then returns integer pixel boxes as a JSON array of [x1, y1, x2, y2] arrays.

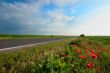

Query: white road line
[[0, 39, 64, 51]]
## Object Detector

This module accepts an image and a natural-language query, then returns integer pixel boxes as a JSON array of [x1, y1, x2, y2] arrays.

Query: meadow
[[0, 36, 110, 73]]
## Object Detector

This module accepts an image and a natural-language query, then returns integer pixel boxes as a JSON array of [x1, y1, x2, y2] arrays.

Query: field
[[0, 34, 71, 39], [86, 36, 110, 45], [0, 36, 110, 73]]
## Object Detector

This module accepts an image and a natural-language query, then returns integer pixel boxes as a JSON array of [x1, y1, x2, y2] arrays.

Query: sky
[[0, 0, 110, 35]]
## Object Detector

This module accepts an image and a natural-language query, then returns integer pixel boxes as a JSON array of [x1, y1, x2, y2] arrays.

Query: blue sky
[[0, 0, 110, 35]]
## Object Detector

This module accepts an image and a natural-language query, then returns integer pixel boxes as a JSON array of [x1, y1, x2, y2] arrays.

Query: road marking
[[0, 39, 64, 51]]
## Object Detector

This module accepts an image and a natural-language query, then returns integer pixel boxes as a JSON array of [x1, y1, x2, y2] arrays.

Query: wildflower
[[75, 49, 81, 53], [79, 55, 84, 58], [85, 48, 90, 54], [91, 49, 95, 54], [79, 55, 87, 60], [83, 57, 88, 60], [86, 48, 90, 51], [91, 53, 97, 59], [86, 62, 94, 69], [86, 49, 89, 53]]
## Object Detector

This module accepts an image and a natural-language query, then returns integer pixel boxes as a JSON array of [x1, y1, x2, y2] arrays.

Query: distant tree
[[49, 35, 54, 37], [80, 34, 85, 37]]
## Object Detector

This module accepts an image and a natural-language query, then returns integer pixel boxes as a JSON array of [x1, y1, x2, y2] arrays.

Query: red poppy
[[86, 48, 90, 51], [91, 53, 97, 59], [75, 49, 81, 53], [85, 48, 90, 55], [79, 55, 84, 58], [85, 48, 90, 54], [79, 55, 88, 60], [83, 57, 88, 60], [86, 62, 94, 69], [86, 50, 89, 53], [91, 49, 95, 54]]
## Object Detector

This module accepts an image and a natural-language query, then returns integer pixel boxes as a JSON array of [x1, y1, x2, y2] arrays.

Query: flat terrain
[[0, 34, 70, 39], [0, 37, 109, 73], [86, 36, 110, 45], [0, 38, 65, 49]]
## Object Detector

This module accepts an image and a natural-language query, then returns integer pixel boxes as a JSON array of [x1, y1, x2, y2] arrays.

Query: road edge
[[0, 39, 65, 51]]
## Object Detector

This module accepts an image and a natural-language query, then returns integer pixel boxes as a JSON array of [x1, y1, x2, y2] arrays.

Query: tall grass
[[0, 38, 74, 73]]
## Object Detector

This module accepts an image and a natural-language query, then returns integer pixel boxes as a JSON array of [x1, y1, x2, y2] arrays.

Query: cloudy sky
[[0, 0, 110, 35]]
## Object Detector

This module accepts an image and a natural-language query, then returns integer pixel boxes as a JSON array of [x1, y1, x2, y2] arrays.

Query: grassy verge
[[35, 37, 109, 73], [0, 38, 75, 73], [86, 36, 110, 53]]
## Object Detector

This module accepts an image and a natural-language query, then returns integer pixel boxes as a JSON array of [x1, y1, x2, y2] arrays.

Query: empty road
[[0, 38, 65, 50]]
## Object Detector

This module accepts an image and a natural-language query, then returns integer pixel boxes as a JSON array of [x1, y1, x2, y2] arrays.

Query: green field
[[0, 34, 72, 39], [86, 36, 110, 45], [0, 36, 110, 73]]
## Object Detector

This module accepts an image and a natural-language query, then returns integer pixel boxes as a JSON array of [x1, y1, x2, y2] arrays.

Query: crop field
[[0, 37, 110, 73], [86, 36, 110, 45]]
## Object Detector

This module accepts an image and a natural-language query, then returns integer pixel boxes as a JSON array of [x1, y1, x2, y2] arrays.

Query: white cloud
[[52, 0, 79, 7], [39, 0, 79, 7], [0, 0, 79, 34], [38, 8, 76, 35], [72, 4, 110, 35]]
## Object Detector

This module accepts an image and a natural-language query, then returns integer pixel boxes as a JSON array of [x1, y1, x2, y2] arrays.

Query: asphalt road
[[0, 38, 64, 49]]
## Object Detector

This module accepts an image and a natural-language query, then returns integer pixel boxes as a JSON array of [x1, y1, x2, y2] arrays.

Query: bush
[[80, 34, 85, 37]]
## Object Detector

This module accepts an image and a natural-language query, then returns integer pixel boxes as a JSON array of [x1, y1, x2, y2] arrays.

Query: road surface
[[0, 38, 65, 50]]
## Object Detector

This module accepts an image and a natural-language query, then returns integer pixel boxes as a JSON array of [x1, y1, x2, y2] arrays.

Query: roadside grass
[[84, 37, 110, 73], [0, 37, 110, 73], [0, 38, 75, 73], [86, 36, 110, 54], [35, 37, 110, 73]]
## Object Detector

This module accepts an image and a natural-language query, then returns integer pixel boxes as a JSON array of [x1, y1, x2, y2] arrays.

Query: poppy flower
[[85, 48, 90, 54], [86, 62, 94, 69], [79, 55, 88, 60], [75, 49, 81, 53], [83, 57, 88, 60], [91, 53, 97, 59], [91, 49, 95, 54], [79, 55, 84, 58]]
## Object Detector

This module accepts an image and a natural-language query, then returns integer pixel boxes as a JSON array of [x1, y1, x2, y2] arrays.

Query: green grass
[[0, 38, 75, 73], [0, 34, 73, 39], [86, 36, 110, 45]]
